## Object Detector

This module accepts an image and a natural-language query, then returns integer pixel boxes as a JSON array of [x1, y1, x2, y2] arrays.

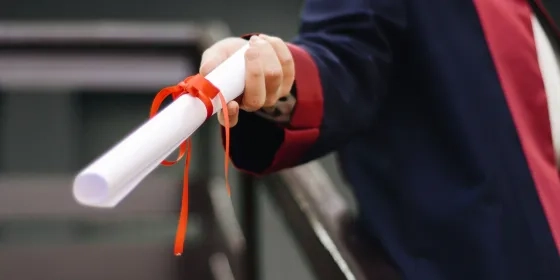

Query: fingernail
[[250, 35, 259, 42]]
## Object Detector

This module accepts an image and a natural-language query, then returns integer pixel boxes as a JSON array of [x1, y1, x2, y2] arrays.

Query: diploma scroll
[[73, 44, 249, 208]]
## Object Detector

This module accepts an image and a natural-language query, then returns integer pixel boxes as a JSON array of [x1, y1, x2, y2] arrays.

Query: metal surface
[[0, 176, 210, 280], [239, 173, 259, 280], [264, 162, 400, 280], [209, 178, 246, 279]]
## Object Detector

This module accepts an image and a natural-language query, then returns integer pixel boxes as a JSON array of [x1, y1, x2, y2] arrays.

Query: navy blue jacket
[[226, 0, 560, 279]]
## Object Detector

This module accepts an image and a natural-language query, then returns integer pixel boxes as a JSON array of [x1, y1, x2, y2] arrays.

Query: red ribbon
[[149, 74, 231, 256]]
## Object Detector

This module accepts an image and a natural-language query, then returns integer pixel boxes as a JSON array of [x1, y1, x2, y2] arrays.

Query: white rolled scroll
[[73, 44, 249, 208]]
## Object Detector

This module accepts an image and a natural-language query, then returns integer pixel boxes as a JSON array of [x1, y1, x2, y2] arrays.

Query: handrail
[[0, 176, 240, 280], [264, 161, 400, 280]]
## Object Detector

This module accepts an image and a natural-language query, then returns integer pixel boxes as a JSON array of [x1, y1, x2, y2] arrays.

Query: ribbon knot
[[150, 74, 231, 256]]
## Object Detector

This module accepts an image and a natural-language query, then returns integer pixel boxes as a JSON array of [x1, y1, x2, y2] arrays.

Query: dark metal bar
[[239, 173, 259, 280], [263, 162, 400, 280]]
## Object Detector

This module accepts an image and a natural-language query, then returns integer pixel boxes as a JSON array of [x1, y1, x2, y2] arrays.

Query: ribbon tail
[[174, 139, 192, 256], [154, 74, 231, 256], [217, 93, 231, 197]]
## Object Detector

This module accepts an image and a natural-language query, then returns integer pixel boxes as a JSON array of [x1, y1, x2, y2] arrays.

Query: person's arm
[[226, 0, 407, 174]]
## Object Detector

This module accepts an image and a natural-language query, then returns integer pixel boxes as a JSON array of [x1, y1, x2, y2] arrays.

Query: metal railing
[[263, 162, 400, 280]]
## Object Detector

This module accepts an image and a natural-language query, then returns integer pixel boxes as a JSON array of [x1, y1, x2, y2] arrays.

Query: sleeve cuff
[[286, 43, 324, 129], [221, 42, 324, 174]]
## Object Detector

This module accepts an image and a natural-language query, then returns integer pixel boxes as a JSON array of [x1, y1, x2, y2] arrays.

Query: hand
[[199, 34, 295, 127]]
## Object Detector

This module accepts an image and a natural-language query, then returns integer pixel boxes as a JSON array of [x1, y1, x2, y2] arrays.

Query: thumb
[[218, 101, 240, 128]]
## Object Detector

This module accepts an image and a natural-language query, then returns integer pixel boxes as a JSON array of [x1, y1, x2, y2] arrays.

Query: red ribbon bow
[[149, 74, 231, 256]]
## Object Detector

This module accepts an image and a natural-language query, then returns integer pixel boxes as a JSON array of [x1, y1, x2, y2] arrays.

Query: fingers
[[204, 35, 294, 125], [260, 34, 295, 98], [200, 37, 247, 76], [218, 101, 240, 128], [243, 35, 293, 110], [200, 48, 227, 77], [242, 36, 267, 112], [255, 36, 283, 107]]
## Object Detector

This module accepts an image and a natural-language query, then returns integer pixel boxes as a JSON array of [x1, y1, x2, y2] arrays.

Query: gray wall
[[0, 0, 303, 39]]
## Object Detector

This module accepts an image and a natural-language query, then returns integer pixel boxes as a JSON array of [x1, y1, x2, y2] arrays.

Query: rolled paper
[[73, 44, 249, 208]]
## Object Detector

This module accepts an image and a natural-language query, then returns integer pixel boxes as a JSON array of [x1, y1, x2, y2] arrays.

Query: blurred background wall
[[0, 1, 320, 280], [0, 0, 304, 38], [0, 1, 558, 280]]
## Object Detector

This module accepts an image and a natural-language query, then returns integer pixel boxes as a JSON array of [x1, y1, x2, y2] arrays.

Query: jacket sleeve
[[223, 0, 407, 175]]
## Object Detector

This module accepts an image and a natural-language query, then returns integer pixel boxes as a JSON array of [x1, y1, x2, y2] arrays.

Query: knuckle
[[255, 37, 271, 47], [267, 36, 283, 45], [244, 47, 260, 60], [244, 96, 264, 111], [248, 69, 262, 79], [264, 67, 282, 79]]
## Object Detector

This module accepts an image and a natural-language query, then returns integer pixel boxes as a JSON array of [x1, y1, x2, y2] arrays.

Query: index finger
[[199, 37, 248, 76], [199, 47, 228, 76]]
